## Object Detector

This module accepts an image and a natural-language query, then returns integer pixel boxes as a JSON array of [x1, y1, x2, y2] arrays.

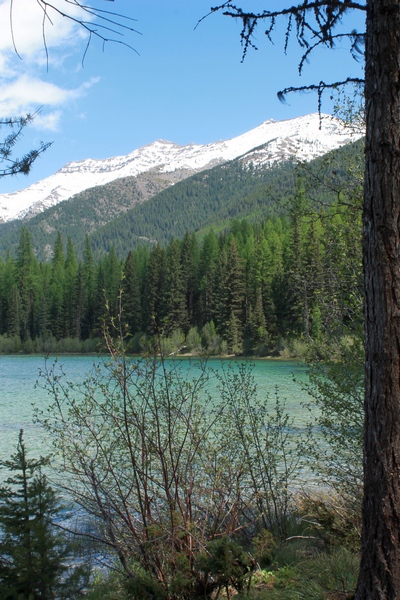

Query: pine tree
[[103, 247, 122, 320], [7, 286, 20, 339], [92, 261, 107, 337], [122, 251, 142, 336], [0, 430, 88, 599], [143, 244, 167, 335], [0, 253, 15, 336], [82, 236, 96, 339], [246, 287, 268, 351], [73, 263, 85, 340], [286, 180, 310, 336], [164, 239, 189, 335], [38, 266, 51, 339], [15, 228, 39, 342], [213, 238, 245, 351], [63, 237, 78, 338], [49, 232, 65, 340], [198, 231, 220, 325], [180, 232, 199, 326], [303, 217, 325, 339], [252, 235, 277, 337]]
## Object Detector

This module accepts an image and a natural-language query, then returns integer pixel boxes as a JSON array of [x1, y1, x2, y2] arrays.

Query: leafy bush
[[201, 321, 224, 354], [39, 352, 252, 599], [56, 336, 83, 353], [37, 340, 310, 599], [216, 363, 310, 540], [196, 537, 254, 598], [0, 335, 22, 353], [297, 492, 361, 550], [185, 327, 202, 354]]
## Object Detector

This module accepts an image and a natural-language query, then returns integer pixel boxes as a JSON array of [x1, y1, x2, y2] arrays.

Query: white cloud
[[0, 75, 100, 119], [0, 1, 104, 131], [32, 110, 62, 132], [0, 0, 87, 59]]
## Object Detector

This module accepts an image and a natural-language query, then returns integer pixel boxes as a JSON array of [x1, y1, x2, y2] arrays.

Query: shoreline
[[0, 351, 304, 361]]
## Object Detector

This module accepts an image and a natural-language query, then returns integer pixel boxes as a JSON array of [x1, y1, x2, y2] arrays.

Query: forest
[[0, 182, 361, 356]]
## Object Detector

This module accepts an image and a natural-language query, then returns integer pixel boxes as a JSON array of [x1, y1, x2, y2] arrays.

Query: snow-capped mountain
[[0, 113, 361, 224]]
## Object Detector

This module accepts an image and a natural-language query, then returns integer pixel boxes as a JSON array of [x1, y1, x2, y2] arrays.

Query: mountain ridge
[[0, 113, 360, 224]]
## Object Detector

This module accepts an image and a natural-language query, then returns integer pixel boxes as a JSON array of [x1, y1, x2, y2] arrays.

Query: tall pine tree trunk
[[357, 0, 400, 595]]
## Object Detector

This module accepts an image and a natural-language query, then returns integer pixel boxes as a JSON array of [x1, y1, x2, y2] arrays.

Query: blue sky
[[0, 0, 365, 194]]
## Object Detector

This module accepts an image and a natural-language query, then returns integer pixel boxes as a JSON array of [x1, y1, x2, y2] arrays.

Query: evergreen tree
[[82, 236, 96, 339], [15, 228, 39, 341], [303, 216, 325, 339], [241, 226, 255, 327], [213, 245, 231, 336], [198, 230, 220, 325], [92, 261, 107, 337], [52, 231, 64, 268], [38, 266, 51, 339], [322, 201, 363, 337], [286, 181, 310, 336], [49, 232, 65, 340], [63, 237, 78, 338], [213, 237, 245, 352], [0, 254, 15, 336], [164, 239, 189, 334], [73, 263, 85, 339], [122, 251, 142, 336], [252, 235, 277, 337], [143, 244, 167, 334], [180, 232, 200, 326], [103, 247, 122, 320], [245, 286, 268, 351], [0, 430, 88, 599], [7, 286, 20, 339]]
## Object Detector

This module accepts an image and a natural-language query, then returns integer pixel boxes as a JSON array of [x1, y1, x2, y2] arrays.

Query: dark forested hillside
[[0, 139, 363, 261], [0, 164, 362, 355], [0, 172, 175, 261]]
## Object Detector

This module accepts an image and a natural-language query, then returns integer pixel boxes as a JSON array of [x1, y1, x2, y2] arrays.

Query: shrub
[[0, 335, 22, 353], [297, 492, 361, 550], [196, 537, 254, 598], [185, 327, 203, 354], [38, 352, 253, 599]]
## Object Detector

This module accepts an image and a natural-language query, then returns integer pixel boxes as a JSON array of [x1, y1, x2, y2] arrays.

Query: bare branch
[[278, 77, 364, 120], [298, 31, 365, 74], [11, 0, 141, 65], [10, 0, 22, 60], [207, 1, 365, 65]]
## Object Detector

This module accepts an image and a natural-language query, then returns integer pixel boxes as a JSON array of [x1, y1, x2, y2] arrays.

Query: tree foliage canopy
[[0, 115, 51, 178]]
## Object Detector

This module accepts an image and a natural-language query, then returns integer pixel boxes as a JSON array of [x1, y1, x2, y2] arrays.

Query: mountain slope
[[89, 138, 363, 257], [0, 137, 363, 260], [0, 113, 360, 223]]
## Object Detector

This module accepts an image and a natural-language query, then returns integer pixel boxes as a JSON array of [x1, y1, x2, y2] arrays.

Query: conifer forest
[[0, 187, 361, 356]]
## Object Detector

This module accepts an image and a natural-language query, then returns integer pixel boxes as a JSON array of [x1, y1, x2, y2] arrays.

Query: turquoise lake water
[[0, 355, 311, 467]]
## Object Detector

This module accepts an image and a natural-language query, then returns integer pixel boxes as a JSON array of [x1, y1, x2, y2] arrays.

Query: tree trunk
[[356, 0, 400, 596]]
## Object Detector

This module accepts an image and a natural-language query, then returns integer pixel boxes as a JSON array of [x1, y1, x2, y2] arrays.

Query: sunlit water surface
[[0, 355, 311, 472]]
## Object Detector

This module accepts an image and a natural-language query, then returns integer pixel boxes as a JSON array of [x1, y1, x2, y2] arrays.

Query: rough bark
[[356, 0, 400, 596]]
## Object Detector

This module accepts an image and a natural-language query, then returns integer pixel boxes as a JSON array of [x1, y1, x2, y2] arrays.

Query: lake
[[0, 355, 311, 468]]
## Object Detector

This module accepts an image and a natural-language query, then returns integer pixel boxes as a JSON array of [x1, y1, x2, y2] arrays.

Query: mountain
[[89, 137, 364, 258], [0, 113, 360, 224], [0, 135, 364, 261]]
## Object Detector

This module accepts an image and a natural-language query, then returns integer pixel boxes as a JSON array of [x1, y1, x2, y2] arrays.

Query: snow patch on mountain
[[0, 113, 361, 223]]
